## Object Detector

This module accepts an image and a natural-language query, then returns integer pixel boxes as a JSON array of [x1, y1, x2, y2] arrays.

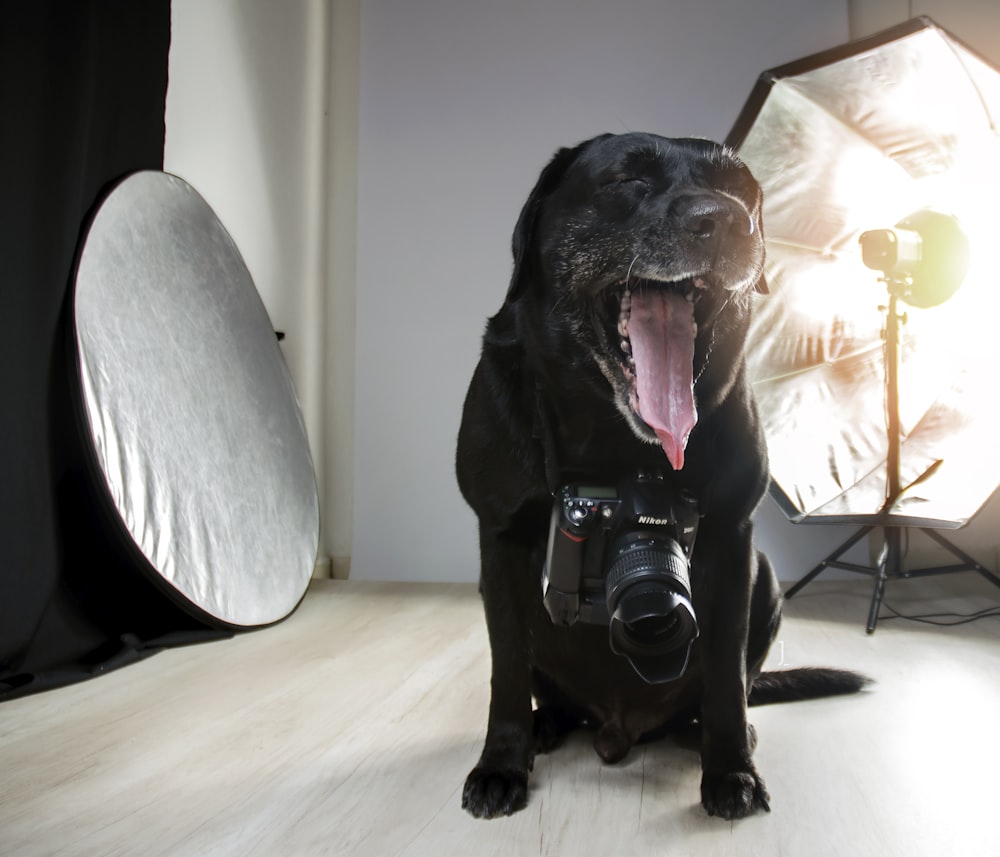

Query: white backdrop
[[351, 0, 854, 582]]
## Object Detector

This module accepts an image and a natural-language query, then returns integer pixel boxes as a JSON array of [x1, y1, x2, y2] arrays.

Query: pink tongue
[[629, 290, 697, 470]]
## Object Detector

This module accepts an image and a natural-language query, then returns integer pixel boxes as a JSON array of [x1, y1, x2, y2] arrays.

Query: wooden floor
[[2, 574, 1000, 857]]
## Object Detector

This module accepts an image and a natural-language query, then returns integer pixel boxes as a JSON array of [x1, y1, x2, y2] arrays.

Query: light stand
[[785, 220, 1000, 633]]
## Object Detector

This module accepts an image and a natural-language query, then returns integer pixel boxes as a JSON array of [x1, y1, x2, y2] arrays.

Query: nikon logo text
[[638, 515, 671, 526]]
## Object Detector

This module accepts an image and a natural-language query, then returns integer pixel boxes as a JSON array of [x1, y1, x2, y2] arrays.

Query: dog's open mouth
[[609, 277, 708, 471]]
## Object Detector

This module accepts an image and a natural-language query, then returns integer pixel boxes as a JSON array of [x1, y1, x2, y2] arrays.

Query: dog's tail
[[748, 668, 872, 706]]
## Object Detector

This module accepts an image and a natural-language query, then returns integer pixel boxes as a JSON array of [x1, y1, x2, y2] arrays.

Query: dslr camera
[[541, 471, 699, 684]]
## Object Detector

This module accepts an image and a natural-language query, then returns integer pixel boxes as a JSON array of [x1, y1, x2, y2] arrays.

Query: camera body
[[541, 471, 700, 684]]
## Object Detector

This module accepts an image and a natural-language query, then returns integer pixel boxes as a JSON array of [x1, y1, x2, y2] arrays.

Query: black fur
[[748, 667, 871, 706], [455, 132, 868, 821]]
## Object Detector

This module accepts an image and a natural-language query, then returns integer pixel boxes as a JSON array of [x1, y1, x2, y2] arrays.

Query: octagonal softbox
[[728, 17, 1000, 529]]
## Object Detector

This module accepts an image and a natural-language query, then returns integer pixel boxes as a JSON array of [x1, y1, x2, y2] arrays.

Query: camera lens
[[610, 581, 695, 654], [605, 535, 697, 657], [625, 607, 681, 646]]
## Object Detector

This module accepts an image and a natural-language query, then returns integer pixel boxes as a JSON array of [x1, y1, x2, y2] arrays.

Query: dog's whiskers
[[546, 288, 577, 326], [624, 254, 641, 287], [694, 296, 731, 385]]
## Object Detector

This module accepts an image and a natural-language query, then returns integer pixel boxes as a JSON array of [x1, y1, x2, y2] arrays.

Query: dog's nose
[[680, 196, 736, 241]]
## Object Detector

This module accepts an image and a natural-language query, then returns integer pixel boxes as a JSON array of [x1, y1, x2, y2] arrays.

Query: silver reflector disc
[[73, 171, 319, 628]]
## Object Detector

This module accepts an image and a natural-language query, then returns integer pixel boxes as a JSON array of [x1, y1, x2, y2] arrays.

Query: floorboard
[[2, 575, 999, 856]]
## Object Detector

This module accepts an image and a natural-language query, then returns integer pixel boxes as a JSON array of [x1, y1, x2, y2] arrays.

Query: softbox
[[728, 17, 1000, 528]]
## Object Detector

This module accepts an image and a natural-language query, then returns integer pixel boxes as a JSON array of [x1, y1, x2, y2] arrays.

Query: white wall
[[851, 0, 1000, 61], [352, 0, 851, 582]]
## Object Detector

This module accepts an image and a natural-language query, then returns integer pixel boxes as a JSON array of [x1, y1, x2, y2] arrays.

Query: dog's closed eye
[[603, 173, 648, 187], [598, 174, 651, 196], [596, 176, 652, 214]]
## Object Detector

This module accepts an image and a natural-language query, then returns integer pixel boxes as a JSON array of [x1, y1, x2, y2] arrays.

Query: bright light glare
[[735, 19, 1000, 523]]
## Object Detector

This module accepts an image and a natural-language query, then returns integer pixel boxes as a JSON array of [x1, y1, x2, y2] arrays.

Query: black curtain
[[0, 0, 226, 701]]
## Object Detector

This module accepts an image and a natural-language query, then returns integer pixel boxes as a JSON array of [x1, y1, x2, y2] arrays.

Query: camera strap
[[534, 382, 563, 496]]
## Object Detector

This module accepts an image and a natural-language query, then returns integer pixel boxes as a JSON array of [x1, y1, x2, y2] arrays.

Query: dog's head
[[505, 132, 766, 471]]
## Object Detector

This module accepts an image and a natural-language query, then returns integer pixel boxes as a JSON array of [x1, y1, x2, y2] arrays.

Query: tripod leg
[[867, 528, 901, 634], [919, 528, 1000, 591], [785, 526, 873, 599]]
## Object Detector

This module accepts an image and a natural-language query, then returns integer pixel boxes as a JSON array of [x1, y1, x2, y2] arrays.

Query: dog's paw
[[700, 769, 771, 819], [462, 766, 529, 819]]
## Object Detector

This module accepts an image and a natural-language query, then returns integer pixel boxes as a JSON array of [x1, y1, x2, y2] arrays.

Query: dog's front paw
[[462, 766, 529, 819], [700, 769, 771, 819]]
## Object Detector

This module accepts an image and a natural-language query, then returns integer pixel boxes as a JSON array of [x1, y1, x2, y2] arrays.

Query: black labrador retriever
[[456, 132, 866, 821]]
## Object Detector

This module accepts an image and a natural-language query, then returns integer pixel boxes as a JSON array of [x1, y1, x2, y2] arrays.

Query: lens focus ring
[[605, 538, 688, 600]]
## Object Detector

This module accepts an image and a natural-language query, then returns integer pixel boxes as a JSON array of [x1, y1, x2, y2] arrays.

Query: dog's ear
[[505, 142, 590, 304], [754, 275, 769, 295]]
